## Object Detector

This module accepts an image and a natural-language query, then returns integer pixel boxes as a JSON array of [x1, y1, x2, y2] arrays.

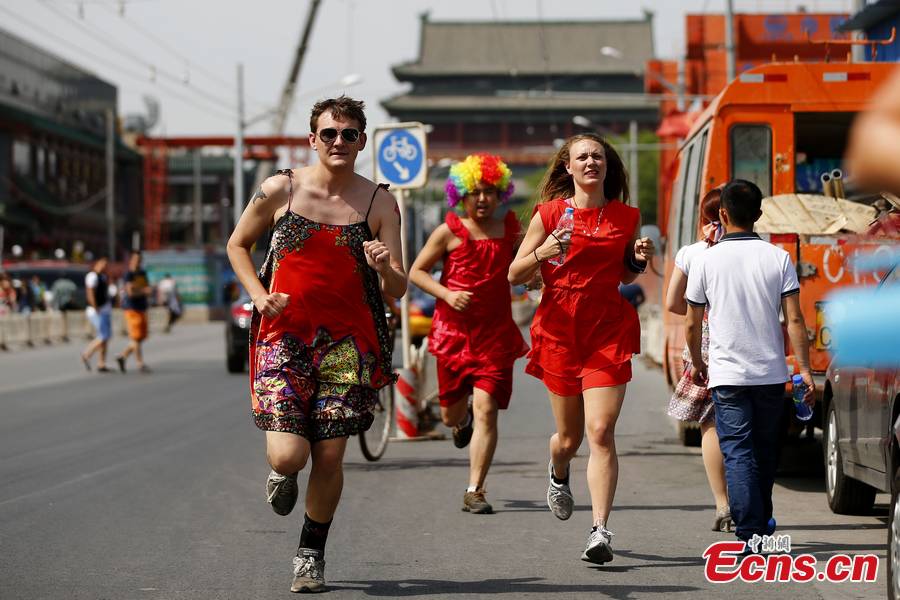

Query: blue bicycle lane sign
[[373, 123, 428, 189]]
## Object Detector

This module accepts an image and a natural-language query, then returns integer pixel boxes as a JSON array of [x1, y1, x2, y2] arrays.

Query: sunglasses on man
[[316, 128, 361, 144]]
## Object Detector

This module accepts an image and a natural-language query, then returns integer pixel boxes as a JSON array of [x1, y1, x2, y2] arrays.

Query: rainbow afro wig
[[444, 153, 514, 208]]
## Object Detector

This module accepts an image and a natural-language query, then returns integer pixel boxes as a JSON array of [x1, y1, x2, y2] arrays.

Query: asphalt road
[[0, 324, 889, 599]]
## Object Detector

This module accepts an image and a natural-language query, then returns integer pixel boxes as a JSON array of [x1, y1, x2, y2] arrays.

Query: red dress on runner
[[429, 211, 529, 408], [249, 171, 394, 441], [526, 198, 641, 395]]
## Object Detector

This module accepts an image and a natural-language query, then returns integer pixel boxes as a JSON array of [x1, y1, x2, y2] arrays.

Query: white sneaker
[[291, 549, 326, 593], [546, 462, 574, 520], [581, 525, 615, 564]]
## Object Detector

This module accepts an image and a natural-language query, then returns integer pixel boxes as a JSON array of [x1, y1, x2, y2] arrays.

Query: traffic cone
[[394, 367, 419, 438]]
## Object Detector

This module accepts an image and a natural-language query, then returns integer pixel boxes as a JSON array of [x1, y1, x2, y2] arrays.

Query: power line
[[93, 1, 272, 113], [37, 0, 237, 114], [0, 5, 235, 122]]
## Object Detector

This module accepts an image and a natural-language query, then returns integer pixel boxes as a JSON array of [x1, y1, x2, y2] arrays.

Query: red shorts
[[542, 361, 632, 397], [437, 359, 513, 409]]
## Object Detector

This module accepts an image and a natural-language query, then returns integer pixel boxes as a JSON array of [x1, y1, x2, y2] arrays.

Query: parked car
[[821, 265, 899, 597], [226, 288, 252, 373]]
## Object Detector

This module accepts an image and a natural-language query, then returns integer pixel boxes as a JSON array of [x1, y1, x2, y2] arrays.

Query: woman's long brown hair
[[536, 133, 630, 204]]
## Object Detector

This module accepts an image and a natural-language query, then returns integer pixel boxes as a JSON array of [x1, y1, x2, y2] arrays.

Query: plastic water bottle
[[792, 374, 812, 421], [548, 207, 575, 266]]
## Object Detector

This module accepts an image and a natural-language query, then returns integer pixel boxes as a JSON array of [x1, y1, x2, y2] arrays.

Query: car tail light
[[232, 303, 253, 327]]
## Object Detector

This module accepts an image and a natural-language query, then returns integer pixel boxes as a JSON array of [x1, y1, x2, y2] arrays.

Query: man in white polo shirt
[[684, 179, 814, 546]]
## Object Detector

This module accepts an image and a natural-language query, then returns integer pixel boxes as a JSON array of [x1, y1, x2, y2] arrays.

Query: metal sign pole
[[397, 188, 412, 370]]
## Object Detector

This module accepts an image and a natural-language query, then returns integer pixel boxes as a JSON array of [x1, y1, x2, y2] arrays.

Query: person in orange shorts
[[509, 133, 655, 564], [116, 251, 151, 373], [409, 153, 528, 515]]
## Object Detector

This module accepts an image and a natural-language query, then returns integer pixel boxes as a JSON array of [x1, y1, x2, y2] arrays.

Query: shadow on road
[[494, 500, 712, 514], [344, 458, 533, 472], [329, 577, 700, 598]]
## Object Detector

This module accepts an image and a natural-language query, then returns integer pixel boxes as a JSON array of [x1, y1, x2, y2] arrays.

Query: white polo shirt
[[685, 232, 800, 389]]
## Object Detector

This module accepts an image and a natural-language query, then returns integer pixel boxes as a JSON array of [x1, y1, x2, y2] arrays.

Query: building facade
[[383, 14, 659, 172], [0, 26, 141, 261]]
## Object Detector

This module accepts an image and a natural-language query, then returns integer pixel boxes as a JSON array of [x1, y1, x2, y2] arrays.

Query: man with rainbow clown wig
[[410, 154, 529, 514]]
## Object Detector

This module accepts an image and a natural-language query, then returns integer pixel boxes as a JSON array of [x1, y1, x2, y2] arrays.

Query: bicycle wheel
[[359, 383, 394, 461]]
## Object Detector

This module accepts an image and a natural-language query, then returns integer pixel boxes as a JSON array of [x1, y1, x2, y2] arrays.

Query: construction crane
[[251, 0, 322, 189]]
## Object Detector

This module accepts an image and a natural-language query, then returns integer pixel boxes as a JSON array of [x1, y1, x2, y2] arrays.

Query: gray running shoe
[[546, 462, 574, 520], [266, 470, 299, 516], [462, 489, 493, 514], [581, 525, 615, 564], [291, 549, 326, 593]]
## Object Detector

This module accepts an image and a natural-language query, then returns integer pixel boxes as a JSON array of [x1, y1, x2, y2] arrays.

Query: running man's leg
[[305, 436, 348, 523], [266, 430, 311, 475], [583, 384, 626, 526], [468, 387, 499, 490], [440, 396, 469, 428]]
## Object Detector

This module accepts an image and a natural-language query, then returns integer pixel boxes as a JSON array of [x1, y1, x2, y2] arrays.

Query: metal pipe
[[629, 120, 639, 207], [821, 172, 835, 198], [831, 169, 845, 199]]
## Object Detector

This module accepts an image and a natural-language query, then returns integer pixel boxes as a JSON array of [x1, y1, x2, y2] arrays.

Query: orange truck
[[660, 60, 899, 443]]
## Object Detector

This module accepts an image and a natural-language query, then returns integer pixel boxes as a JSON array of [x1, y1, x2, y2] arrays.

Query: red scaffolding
[[135, 135, 310, 249]]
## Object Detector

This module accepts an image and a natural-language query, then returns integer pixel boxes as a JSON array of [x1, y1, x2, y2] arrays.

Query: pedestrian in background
[[685, 179, 814, 547], [508, 133, 655, 564], [227, 96, 405, 593], [156, 273, 182, 333], [409, 153, 528, 515], [0, 272, 16, 315], [664, 186, 730, 532], [116, 251, 151, 373], [81, 257, 113, 373]]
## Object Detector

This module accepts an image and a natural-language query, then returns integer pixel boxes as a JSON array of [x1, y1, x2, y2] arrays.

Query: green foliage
[[608, 130, 660, 225]]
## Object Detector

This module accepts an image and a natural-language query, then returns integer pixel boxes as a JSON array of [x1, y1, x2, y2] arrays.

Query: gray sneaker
[[291, 549, 326, 593], [266, 470, 299, 516], [581, 525, 615, 564], [546, 462, 574, 520]]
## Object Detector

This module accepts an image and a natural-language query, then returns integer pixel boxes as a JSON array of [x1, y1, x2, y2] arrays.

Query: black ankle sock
[[551, 466, 569, 486], [298, 513, 332, 557]]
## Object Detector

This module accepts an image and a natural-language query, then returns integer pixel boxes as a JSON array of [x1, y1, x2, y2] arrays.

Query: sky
[[1, 0, 857, 139]]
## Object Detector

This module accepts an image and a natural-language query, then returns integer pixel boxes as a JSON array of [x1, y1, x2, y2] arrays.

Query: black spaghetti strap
[[275, 168, 294, 212], [365, 183, 389, 222]]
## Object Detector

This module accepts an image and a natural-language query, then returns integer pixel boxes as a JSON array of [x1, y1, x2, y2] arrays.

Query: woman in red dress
[[410, 154, 528, 515], [509, 133, 655, 564]]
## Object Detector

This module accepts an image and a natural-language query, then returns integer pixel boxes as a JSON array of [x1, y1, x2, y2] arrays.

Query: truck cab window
[[730, 125, 772, 197], [794, 112, 854, 194]]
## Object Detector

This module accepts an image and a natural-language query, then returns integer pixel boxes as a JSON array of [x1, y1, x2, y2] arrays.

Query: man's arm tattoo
[[250, 187, 267, 205]]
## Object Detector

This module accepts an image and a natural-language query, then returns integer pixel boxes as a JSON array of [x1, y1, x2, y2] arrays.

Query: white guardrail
[[0, 307, 168, 351]]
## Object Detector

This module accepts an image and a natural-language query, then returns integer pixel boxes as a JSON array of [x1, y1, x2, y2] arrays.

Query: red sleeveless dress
[[429, 211, 529, 408], [249, 171, 395, 441], [526, 198, 641, 395]]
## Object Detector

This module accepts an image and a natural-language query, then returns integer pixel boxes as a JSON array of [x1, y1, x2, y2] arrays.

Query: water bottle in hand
[[548, 207, 575, 266], [792, 374, 813, 421]]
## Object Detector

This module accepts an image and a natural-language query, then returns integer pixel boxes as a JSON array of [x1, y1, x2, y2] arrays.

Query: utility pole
[[193, 150, 203, 246], [852, 0, 867, 63], [724, 0, 736, 83], [629, 120, 639, 208], [253, 0, 322, 188], [233, 63, 245, 231], [105, 108, 116, 261]]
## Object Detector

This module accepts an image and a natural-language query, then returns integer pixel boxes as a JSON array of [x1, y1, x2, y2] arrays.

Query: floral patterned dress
[[249, 170, 395, 441]]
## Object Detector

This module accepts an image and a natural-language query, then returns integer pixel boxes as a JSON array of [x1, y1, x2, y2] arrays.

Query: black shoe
[[116, 356, 126, 373], [452, 406, 473, 449]]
